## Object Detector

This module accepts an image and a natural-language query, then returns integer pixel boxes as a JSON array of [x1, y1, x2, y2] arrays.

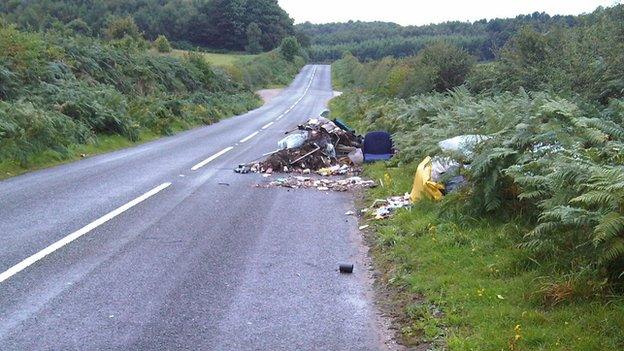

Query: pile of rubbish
[[258, 176, 376, 192], [235, 117, 363, 175]]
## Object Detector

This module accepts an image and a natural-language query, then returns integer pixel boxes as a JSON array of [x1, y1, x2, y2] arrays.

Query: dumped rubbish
[[278, 131, 308, 150], [234, 164, 251, 174], [445, 175, 468, 193], [410, 156, 445, 202], [438, 134, 489, 157], [363, 131, 394, 162], [333, 119, 356, 134], [358, 225, 370, 230], [431, 156, 460, 181], [363, 193, 413, 220], [258, 176, 376, 192], [348, 148, 364, 165], [318, 164, 352, 176], [236, 117, 363, 174], [339, 263, 354, 274]]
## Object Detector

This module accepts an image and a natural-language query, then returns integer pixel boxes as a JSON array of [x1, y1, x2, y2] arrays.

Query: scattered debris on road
[[257, 176, 376, 192]]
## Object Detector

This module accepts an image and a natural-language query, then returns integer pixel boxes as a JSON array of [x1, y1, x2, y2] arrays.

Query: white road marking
[[191, 146, 234, 171], [274, 67, 317, 121], [261, 122, 274, 130], [0, 182, 172, 284], [239, 131, 259, 143]]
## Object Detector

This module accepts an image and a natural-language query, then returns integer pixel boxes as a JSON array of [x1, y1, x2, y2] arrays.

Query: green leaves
[[0, 26, 262, 167]]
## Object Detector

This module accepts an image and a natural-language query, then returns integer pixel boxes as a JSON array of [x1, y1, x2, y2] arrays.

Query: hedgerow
[[0, 24, 260, 167]]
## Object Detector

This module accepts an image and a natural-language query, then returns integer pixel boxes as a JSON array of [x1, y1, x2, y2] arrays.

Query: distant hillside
[[0, 0, 296, 52], [297, 12, 582, 61]]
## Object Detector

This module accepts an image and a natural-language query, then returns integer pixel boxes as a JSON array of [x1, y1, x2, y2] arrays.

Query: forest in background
[[298, 11, 587, 61], [0, 0, 307, 52]]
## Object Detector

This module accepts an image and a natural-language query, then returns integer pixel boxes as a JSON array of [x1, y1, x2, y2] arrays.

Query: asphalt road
[[0, 65, 390, 350]]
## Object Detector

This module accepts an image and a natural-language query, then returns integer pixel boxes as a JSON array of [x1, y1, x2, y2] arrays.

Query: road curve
[[0, 65, 388, 350]]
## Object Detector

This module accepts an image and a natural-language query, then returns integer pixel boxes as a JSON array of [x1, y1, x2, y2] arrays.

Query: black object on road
[[339, 263, 354, 274]]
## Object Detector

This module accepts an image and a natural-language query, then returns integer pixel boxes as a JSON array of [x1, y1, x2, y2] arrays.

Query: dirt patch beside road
[[256, 88, 284, 105]]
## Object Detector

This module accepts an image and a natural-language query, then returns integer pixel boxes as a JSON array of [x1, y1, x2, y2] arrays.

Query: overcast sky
[[278, 0, 621, 26]]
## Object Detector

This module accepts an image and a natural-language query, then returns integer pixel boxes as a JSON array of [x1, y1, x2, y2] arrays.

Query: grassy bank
[[169, 50, 257, 68], [0, 23, 308, 180], [359, 162, 624, 350]]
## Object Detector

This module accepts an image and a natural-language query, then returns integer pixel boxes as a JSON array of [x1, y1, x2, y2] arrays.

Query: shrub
[[154, 35, 172, 53], [105, 16, 141, 40]]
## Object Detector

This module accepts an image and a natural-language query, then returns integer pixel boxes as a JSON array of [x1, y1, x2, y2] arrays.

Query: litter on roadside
[[257, 176, 376, 192], [362, 193, 413, 220], [411, 156, 445, 202]]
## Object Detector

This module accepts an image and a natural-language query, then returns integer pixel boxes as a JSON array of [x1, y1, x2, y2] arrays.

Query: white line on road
[[239, 131, 259, 143], [0, 182, 172, 284], [191, 146, 234, 171], [261, 122, 274, 130], [274, 66, 317, 121]]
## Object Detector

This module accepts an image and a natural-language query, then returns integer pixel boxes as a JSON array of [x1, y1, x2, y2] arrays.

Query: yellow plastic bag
[[410, 156, 445, 202]]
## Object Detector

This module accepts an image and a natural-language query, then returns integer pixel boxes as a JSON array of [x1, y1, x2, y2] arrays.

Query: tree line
[[0, 0, 302, 52], [298, 11, 584, 61]]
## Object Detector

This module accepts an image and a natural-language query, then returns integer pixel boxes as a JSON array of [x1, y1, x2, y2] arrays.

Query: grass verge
[[359, 162, 624, 350], [169, 49, 257, 68], [0, 105, 260, 181]]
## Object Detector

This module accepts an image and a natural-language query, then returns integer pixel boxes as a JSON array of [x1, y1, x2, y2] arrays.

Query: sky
[[278, 0, 621, 26]]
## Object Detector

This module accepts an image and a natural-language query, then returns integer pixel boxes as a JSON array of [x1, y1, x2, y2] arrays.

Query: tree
[[280, 36, 300, 62], [154, 35, 172, 53], [417, 41, 475, 92], [105, 16, 141, 40], [244, 0, 295, 50], [295, 30, 311, 48], [200, 0, 246, 50], [245, 22, 263, 53]]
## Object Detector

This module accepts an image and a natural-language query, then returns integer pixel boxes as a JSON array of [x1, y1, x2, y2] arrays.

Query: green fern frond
[[572, 191, 619, 208], [599, 237, 624, 265], [593, 212, 624, 244]]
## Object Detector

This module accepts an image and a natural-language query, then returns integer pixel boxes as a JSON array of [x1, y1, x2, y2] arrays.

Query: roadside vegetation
[[0, 17, 305, 179], [331, 4, 624, 349]]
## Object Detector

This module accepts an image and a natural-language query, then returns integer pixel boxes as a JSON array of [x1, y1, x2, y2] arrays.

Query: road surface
[[0, 65, 391, 350]]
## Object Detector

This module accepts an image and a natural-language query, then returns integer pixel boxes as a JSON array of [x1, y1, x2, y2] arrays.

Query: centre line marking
[[0, 182, 172, 284], [191, 146, 234, 171], [261, 122, 274, 130], [274, 66, 317, 121], [240, 131, 259, 143]]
